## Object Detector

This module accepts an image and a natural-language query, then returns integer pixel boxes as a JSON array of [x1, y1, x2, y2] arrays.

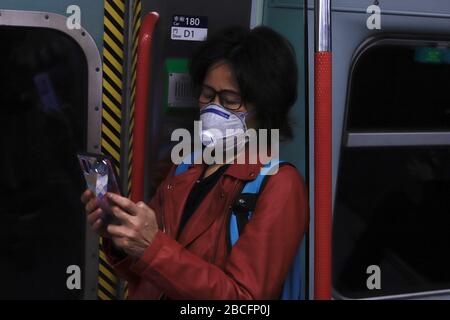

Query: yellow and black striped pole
[[123, 0, 142, 300], [128, 0, 141, 211], [99, 0, 126, 300]]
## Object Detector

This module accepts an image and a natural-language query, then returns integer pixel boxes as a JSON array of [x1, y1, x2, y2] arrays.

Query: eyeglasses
[[198, 84, 243, 111]]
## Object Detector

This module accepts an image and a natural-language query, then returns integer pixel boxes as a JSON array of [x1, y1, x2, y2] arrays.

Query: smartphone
[[77, 152, 122, 224]]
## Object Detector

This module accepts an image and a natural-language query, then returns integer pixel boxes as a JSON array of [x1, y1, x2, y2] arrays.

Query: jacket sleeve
[[103, 165, 177, 283], [128, 165, 309, 299]]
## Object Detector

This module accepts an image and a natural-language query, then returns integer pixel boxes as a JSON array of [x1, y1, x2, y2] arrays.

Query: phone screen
[[77, 153, 122, 224]]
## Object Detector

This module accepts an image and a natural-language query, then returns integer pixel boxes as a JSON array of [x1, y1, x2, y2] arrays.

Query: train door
[[0, 1, 103, 299], [260, 0, 309, 299], [326, 0, 450, 299]]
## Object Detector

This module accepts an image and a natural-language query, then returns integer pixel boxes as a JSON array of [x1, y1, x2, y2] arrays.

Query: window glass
[[334, 38, 450, 299], [0, 27, 88, 299], [347, 41, 450, 132]]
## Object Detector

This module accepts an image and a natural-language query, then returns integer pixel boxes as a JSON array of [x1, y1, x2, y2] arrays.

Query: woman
[[81, 26, 309, 299]]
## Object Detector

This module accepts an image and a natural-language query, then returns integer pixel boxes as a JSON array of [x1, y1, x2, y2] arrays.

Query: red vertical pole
[[131, 12, 159, 203], [314, 0, 332, 300]]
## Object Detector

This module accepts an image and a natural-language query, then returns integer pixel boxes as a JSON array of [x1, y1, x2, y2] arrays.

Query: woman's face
[[199, 61, 257, 129], [199, 61, 245, 110]]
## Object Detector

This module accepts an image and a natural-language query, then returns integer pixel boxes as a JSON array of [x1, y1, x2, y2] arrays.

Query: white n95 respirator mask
[[199, 103, 249, 151]]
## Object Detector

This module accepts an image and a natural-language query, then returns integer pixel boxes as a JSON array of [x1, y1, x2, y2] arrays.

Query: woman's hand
[[105, 193, 159, 258], [80, 189, 110, 238]]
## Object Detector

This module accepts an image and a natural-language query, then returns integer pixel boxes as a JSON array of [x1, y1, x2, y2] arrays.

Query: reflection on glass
[[0, 27, 88, 299]]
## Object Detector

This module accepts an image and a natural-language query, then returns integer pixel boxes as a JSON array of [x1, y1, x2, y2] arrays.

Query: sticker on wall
[[171, 15, 208, 42]]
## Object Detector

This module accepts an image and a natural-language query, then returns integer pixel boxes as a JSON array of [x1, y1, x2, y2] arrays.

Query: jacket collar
[[181, 150, 266, 182], [224, 162, 263, 181]]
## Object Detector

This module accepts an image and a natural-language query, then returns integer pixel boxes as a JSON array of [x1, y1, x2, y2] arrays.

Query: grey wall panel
[[307, 0, 450, 299], [307, 1, 450, 209], [307, 0, 450, 15]]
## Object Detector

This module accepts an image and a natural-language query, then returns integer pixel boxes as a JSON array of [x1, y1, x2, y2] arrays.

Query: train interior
[[0, 0, 449, 300]]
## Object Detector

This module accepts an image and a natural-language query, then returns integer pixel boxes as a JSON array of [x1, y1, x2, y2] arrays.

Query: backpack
[[175, 157, 304, 300]]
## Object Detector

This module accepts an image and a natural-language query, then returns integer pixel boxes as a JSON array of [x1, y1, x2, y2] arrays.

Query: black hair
[[190, 26, 298, 140]]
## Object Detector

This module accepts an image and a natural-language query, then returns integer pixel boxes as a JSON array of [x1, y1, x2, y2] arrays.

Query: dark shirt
[[178, 164, 230, 237]]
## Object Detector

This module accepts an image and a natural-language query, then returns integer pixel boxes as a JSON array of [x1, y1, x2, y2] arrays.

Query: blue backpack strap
[[175, 162, 190, 176], [229, 159, 303, 300], [174, 152, 201, 176], [229, 159, 286, 246], [280, 240, 304, 300]]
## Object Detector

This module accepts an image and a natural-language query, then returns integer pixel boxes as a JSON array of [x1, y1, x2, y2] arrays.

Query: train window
[[347, 39, 450, 131], [0, 26, 88, 299], [334, 37, 450, 299]]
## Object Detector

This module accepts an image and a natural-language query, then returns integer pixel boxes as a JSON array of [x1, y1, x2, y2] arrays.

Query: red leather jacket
[[106, 161, 309, 299]]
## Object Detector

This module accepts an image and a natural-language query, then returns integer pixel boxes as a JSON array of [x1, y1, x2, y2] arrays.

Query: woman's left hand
[[105, 193, 159, 258]]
